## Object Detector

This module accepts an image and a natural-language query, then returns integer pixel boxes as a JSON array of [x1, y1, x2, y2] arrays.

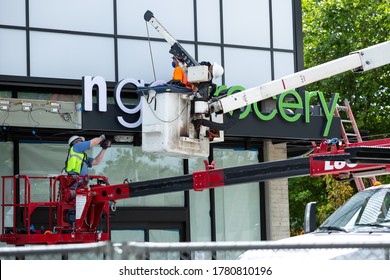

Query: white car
[[239, 184, 390, 260]]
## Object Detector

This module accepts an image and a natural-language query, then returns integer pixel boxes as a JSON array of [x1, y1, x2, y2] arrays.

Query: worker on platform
[[64, 135, 111, 176]]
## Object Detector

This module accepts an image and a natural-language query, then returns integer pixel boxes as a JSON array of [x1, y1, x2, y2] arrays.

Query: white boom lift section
[[144, 10, 390, 158], [209, 41, 390, 114]]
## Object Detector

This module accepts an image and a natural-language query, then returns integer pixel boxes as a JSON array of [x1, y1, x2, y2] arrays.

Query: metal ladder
[[335, 100, 377, 191]]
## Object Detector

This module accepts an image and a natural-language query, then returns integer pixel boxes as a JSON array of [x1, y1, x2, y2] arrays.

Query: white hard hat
[[212, 62, 224, 79], [68, 135, 85, 146]]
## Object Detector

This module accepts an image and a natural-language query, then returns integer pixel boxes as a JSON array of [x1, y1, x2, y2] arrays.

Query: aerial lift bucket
[[139, 85, 213, 158]]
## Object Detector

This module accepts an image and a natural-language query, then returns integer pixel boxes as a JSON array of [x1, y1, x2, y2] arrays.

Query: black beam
[[345, 147, 390, 164], [222, 157, 310, 186], [312, 147, 390, 164], [129, 157, 310, 198], [130, 174, 194, 198]]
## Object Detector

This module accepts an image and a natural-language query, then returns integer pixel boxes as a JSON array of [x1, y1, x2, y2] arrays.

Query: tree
[[302, 0, 390, 136], [289, 174, 355, 235], [289, 0, 390, 235]]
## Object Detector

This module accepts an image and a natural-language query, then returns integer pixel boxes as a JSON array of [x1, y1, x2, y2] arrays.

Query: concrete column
[[263, 140, 290, 240]]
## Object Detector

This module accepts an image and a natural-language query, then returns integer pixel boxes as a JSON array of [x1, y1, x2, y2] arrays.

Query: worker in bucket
[[193, 61, 224, 99], [171, 56, 190, 87], [64, 134, 111, 177]]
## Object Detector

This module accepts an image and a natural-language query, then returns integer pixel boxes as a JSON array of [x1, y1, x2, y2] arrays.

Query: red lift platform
[[0, 175, 114, 245], [3, 136, 390, 245]]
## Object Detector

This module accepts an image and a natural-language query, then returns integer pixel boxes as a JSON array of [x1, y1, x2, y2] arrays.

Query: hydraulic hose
[[193, 109, 241, 130]]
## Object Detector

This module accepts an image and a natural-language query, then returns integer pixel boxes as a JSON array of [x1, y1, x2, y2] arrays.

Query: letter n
[[82, 76, 107, 112]]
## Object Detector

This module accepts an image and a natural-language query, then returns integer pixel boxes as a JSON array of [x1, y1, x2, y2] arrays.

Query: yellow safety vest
[[65, 147, 87, 174]]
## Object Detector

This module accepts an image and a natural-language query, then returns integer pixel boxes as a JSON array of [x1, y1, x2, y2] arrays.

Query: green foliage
[[289, 176, 326, 235], [290, 0, 390, 236], [289, 174, 355, 235], [316, 175, 356, 222], [302, 0, 390, 137]]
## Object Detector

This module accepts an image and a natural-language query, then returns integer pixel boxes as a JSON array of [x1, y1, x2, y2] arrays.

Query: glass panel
[[149, 229, 180, 260], [0, 142, 13, 239], [224, 48, 271, 87], [189, 157, 212, 242], [0, 29, 26, 76], [18, 143, 183, 207], [2, 178, 14, 230], [274, 51, 295, 79], [17, 92, 52, 101], [272, 0, 294, 50], [118, 39, 195, 82], [197, 0, 220, 43], [223, 0, 270, 47], [189, 157, 213, 260], [18, 92, 82, 103], [111, 229, 145, 259], [19, 143, 68, 176], [30, 31, 115, 80], [92, 145, 185, 207], [0, 91, 12, 98], [111, 229, 145, 243], [29, 0, 114, 34], [117, 0, 194, 41], [19, 143, 67, 204], [0, 142, 14, 176], [20, 177, 51, 203], [0, 0, 25, 26], [197, 45, 223, 86], [214, 148, 261, 259]]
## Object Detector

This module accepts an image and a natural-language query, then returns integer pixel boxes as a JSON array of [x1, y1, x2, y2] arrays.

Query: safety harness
[[64, 146, 87, 175]]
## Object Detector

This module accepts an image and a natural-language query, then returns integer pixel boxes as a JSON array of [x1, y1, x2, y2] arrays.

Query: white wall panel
[[30, 32, 115, 80], [224, 47, 271, 88], [0, 0, 297, 89], [272, 0, 294, 50], [29, 0, 114, 33], [0, 29, 26, 76], [118, 39, 195, 82], [197, 0, 220, 43], [197, 45, 222, 85], [117, 0, 194, 41], [223, 0, 270, 47], [274, 51, 295, 79], [0, 0, 25, 26]]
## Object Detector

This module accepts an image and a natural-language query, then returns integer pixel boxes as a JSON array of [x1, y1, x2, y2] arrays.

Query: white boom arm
[[209, 41, 390, 114]]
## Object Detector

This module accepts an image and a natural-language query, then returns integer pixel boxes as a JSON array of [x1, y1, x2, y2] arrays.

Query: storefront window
[[213, 148, 261, 249], [0, 142, 13, 247], [149, 229, 180, 260], [19, 143, 68, 176], [189, 157, 212, 243], [91, 145, 185, 207], [17, 143, 184, 207], [0, 91, 12, 98], [17, 92, 82, 103]]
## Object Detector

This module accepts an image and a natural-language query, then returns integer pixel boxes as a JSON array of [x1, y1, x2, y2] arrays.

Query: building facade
[[0, 0, 340, 252]]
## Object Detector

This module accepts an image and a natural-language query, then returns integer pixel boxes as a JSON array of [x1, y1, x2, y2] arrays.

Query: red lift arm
[[2, 136, 390, 245]]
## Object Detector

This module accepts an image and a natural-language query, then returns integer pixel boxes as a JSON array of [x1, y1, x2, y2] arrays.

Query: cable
[[193, 109, 241, 130], [61, 112, 72, 122], [31, 130, 42, 141], [145, 21, 157, 81], [1, 110, 10, 125], [140, 90, 191, 123], [28, 109, 42, 127], [0, 123, 9, 135], [60, 112, 81, 126]]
